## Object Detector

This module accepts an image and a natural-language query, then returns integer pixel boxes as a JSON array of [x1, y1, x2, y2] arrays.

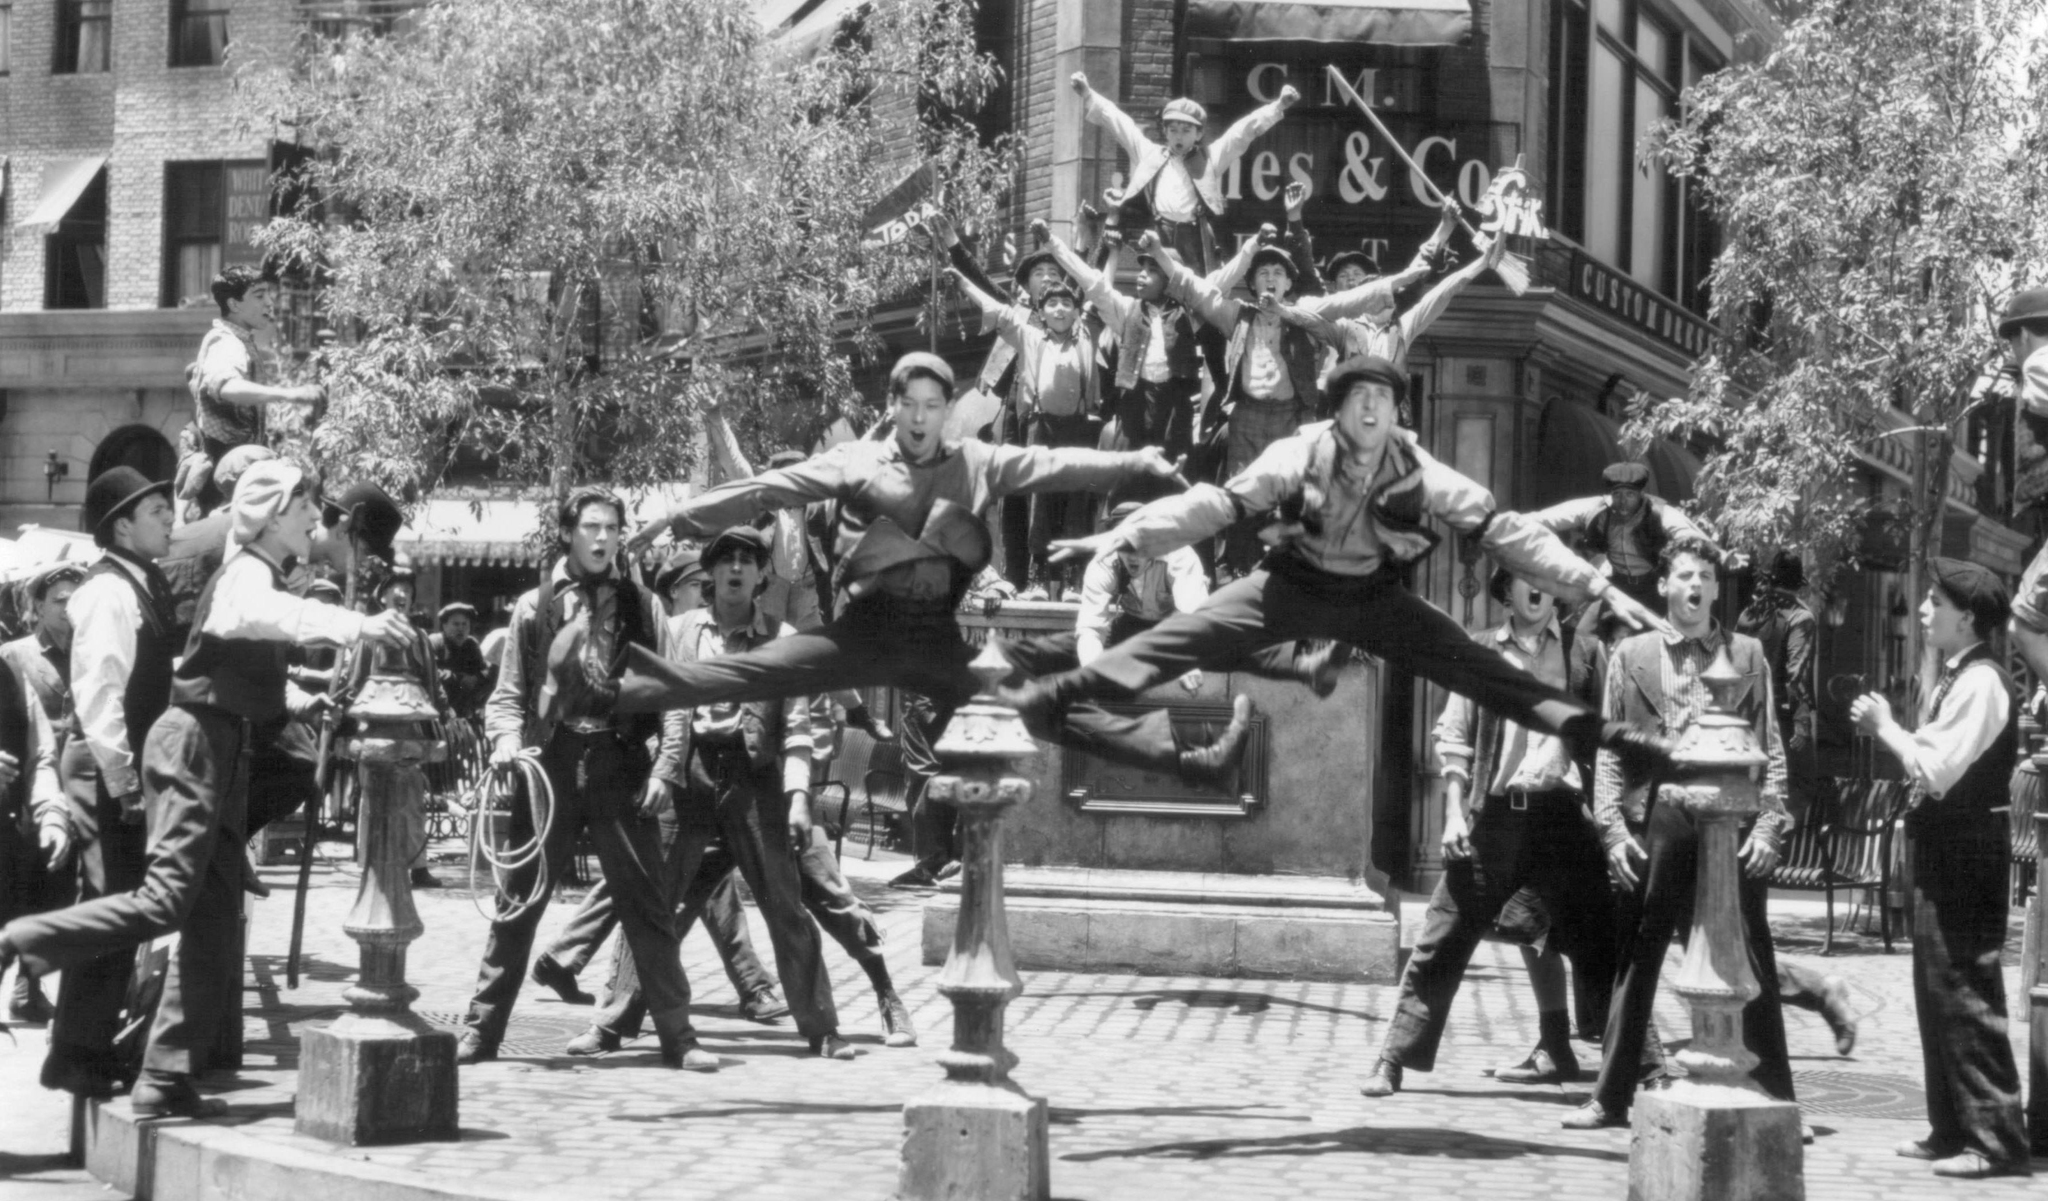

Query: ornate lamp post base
[[898, 643, 1050, 1201], [1630, 1084, 1804, 1201], [296, 658, 460, 1146]]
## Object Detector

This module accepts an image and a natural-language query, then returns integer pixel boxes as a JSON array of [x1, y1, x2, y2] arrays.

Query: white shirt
[[2021, 344, 2048, 418], [207, 548, 366, 647], [1152, 157, 1200, 223], [1240, 315, 1294, 402], [1141, 309, 1173, 384], [1900, 646, 2011, 799], [68, 555, 150, 798]]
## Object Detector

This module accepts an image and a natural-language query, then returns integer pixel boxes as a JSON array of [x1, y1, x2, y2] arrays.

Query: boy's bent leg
[[1379, 864, 1493, 1073], [541, 878, 616, 976], [701, 870, 777, 1001], [1059, 572, 1285, 699]]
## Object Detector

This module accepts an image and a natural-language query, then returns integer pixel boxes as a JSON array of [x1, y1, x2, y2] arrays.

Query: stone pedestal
[[296, 648, 458, 1146], [899, 643, 1051, 1201], [1630, 1086, 1805, 1201]]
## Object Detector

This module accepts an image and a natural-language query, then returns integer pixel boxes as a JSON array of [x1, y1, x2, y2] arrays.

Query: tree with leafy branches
[[232, 0, 1018, 520], [1632, 0, 2048, 675]]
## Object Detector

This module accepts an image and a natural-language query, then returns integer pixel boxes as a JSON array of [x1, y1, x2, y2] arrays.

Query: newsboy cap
[[1602, 461, 1653, 490], [888, 352, 955, 398], [1930, 557, 2010, 631], [1160, 98, 1207, 127]]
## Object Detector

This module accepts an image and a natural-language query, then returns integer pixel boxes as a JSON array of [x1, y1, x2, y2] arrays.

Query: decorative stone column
[[899, 642, 1050, 1201], [1629, 646, 1804, 1201], [296, 643, 459, 1145]]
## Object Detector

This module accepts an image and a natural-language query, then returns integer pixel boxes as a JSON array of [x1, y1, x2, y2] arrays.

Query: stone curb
[[85, 1091, 545, 1201]]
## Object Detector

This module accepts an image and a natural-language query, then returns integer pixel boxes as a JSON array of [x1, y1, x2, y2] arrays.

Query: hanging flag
[[862, 160, 942, 248]]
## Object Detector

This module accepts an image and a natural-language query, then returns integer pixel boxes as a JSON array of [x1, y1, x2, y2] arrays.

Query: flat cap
[[1100, 500, 1145, 531], [1930, 556, 2010, 630], [1603, 461, 1653, 490], [437, 601, 479, 624], [889, 351, 955, 398], [1250, 245, 1299, 281], [1324, 355, 1408, 403], [652, 546, 707, 596], [704, 525, 771, 566], [1160, 97, 1207, 127]]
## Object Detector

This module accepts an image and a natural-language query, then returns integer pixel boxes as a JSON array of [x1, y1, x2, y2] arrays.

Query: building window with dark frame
[[54, 0, 111, 74], [161, 158, 270, 308], [46, 167, 108, 309], [1548, 0, 1721, 314], [170, 0, 229, 68]]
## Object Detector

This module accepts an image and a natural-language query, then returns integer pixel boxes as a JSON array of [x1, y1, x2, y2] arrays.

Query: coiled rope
[[463, 748, 557, 923]]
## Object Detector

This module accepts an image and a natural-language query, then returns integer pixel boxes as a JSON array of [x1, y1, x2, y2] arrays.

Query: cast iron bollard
[[898, 640, 1050, 1201], [296, 641, 459, 1144], [1628, 645, 1804, 1201]]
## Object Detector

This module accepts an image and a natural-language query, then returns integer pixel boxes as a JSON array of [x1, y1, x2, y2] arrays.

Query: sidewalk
[[2, 836, 2040, 1200]]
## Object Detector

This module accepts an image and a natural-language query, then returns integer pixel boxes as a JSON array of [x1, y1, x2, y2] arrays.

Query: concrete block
[[1002, 899, 1093, 970], [1080, 906, 1238, 976], [295, 1014, 460, 1146], [1629, 1083, 1805, 1201], [899, 1079, 1049, 1201], [1235, 911, 1399, 982]]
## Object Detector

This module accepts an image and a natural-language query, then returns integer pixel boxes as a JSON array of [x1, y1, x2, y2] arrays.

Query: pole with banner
[[1324, 66, 1535, 294]]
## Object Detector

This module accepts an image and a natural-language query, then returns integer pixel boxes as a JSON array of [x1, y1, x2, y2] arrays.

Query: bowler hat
[[83, 467, 173, 546], [704, 526, 772, 568], [1602, 461, 1653, 490], [324, 482, 405, 557], [1999, 287, 2048, 337]]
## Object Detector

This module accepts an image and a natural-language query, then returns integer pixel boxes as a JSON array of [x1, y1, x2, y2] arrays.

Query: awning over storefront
[[1184, 0, 1473, 46], [772, 0, 865, 60], [1530, 398, 1701, 509], [19, 156, 107, 232]]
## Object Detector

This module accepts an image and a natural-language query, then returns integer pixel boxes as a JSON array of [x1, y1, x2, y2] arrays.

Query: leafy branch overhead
[[1631, 0, 2048, 583], [234, 0, 1019, 503]]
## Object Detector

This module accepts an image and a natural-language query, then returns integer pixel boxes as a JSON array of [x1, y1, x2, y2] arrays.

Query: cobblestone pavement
[[2, 836, 2042, 1200]]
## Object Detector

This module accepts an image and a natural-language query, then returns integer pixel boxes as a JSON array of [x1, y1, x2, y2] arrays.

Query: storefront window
[[1549, 0, 1720, 313]]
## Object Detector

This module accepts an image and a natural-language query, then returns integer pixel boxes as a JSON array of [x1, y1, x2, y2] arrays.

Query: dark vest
[[1225, 312, 1322, 412], [1907, 644, 2018, 839], [1577, 499, 1676, 575], [86, 555, 177, 760], [172, 554, 292, 723], [522, 573, 661, 746]]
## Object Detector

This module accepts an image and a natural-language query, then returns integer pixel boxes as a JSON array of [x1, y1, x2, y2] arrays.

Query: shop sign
[[1569, 251, 1714, 358]]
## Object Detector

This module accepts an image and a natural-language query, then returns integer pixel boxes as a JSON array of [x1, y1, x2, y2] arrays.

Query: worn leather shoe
[[739, 989, 790, 1024], [1560, 1101, 1626, 1130], [565, 1027, 620, 1057], [130, 1075, 228, 1119], [1178, 696, 1255, 787], [1293, 641, 1342, 698], [1495, 1047, 1580, 1085], [660, 1040, 720, 1072], [845, 703, 895, 743], [811, 1033, 857, 1061], [1818, 975, 1857, 1055], [531, 954, 595, 1005], [40, 1050, 123, 1099], [880, 991, 918, 1048], [1929, 1151, 2030, 1178], [1359, 1059, 1402, 1098], [1600, 723, 1678, 777], [454, 1028, 498, 1065]]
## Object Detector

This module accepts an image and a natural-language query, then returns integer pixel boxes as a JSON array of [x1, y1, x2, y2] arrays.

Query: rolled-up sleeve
[[1750, 671, 1792, 850], [483, 596, 535, 746], [1433, 689, 1479, 783], [69, 571, 143, 797], [1592, 652, 1630, 851], [1075, 553, 1118, 637], [1166, 548, 1209, 613], [779, 659, 815, 797], [1892, 666, 2008, 800], [206, 555, 367, 646], [27, 673, 64, 835], [196, 329, 252, 404]]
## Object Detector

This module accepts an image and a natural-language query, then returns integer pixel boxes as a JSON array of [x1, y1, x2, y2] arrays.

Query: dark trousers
[[1381, 788, 1615, 1072], [1026, 412, 1103, 585], [542, 870, 774, 1000], [797, 833, 884, 968], [1590, 800, 1795, 1114], [245, 721, 321, 836], [1104, 377, 1197, 462], [464, 727, 692, 1048], [1069, 559, 1597, 748], [896, 692, 951, 866], [594, 746, 836, 1042], [1908, 826, 2030, 1165], [43, 740, 150, 1074], [6, 706, 251, 1076], [1003, 626, 1302, 684], [614, 596, 1195, 782]]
